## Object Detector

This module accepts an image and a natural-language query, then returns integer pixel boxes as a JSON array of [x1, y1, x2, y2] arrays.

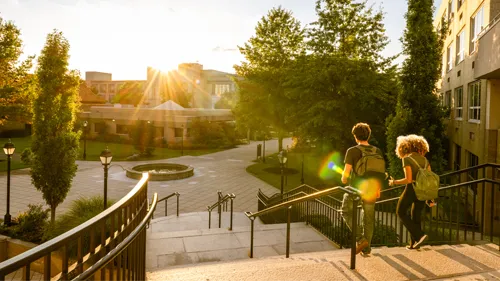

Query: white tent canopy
[[153, 100, 185, 110]]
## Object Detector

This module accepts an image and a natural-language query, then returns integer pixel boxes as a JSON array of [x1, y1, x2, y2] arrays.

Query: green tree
[[31, 30, 81, 223], [234, 6, 305, 151], [286, 0, 397, 152], [112, 81, 145, 105], [214, 91, 238, 109], [386, 0, 448, 177], [0, 17, 36, 126]]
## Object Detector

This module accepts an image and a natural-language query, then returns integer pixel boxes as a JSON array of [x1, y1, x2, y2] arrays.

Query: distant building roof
[[153, 100, 185, 110], [79, 83, 106, 104]]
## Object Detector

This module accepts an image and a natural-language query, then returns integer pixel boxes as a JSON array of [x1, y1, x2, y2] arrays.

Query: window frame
[[469, 6, 484, 54], [447, 43, 453, 72], [456, 29, 465, 64], [468, 81, 481, 123], [454, 86, 463, 120]]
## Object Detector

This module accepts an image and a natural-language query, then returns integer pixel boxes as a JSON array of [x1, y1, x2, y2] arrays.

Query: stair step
[[147, 243, 500, 281]]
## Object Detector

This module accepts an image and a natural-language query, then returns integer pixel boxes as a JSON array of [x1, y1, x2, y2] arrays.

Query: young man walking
[[341, 123, 386, 255]]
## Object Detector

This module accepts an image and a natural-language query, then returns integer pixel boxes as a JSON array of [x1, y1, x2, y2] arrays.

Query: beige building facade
[[435, 0, 500, 234], [85, 71, 145, 103], [435, 0, 500, 168]]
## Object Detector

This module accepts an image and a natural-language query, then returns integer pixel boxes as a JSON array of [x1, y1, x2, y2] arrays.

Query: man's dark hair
[[352, 123, 371, 141]]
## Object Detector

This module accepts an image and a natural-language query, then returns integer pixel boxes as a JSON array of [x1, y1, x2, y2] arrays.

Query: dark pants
[[396, 184, 425, 243]]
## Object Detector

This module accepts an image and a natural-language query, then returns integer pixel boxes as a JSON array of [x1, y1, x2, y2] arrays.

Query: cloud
[[168, 7, 175, 13], [212, 46, 238, 52]]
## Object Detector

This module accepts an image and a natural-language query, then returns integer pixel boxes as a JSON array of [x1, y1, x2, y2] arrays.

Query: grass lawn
[[0, 136, 226, 171], [246, 151, 343, 193]]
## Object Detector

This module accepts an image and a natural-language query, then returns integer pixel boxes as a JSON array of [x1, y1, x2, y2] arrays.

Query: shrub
[[190, 120, 237, 148], [0, 204, 49, 243], [44, 196, 115, 241], [20, 148, 33, 165]]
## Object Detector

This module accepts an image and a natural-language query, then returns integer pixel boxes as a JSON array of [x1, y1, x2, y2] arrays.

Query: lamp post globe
[[3, 140, 15, 225], [100, 147, 112, 210]]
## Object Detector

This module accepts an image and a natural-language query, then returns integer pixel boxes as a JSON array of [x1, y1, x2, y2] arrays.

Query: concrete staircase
[[146, 212, 337, 269], [147, 243, 500, 281]]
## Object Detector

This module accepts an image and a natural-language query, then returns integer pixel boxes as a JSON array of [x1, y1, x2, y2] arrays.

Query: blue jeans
[[341, 193, 375, 251]]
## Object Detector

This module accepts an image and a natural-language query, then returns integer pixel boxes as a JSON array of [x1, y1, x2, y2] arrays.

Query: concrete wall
[[475, 17, 500, 79], [85, 71, 112, 81]]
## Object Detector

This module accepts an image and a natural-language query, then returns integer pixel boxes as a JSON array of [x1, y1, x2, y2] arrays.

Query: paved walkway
[[0, 139, 292, 219]]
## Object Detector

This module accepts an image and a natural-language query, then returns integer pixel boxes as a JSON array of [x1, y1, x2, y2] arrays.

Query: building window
[[116, 125, 129, 134], [454, 86, 463, 119], [467, 150, 479, 177], [457, 0, 463, 10], [442, 90, 452, 108], [447, 44, 453, 71], [456, 30, 465, 64], [94, 122, 107, 134], [109, 84, 116, 93], [214, 84, 231, 97], [468, 81, 481, 122], [448, 0, 454, 20], [469, 6, 484, 54], [174, 128, 183, 137], [99, 84, 107, 93], [155, 127, 164, 138]]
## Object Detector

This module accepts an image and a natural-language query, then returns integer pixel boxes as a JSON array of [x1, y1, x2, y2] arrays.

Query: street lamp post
[[262, 135, 266, 163], [3, 140, 15, 225], [100, 147, 112, 210], [83, 121, 88, 160], [277, 150, 288, 198]]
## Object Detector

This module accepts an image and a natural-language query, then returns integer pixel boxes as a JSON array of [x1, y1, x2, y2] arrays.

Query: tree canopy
[[234, 6, 305, 151], [30, 30, 81, 223], [112, 81, 145, 106], [0, 17, 36, 126]]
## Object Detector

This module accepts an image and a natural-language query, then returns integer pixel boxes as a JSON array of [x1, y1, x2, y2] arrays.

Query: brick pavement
[[0, 139, 292, 219]]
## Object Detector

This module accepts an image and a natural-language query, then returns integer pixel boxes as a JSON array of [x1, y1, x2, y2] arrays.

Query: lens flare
[[357, 178, 383, 202], [319, 152, 343, 180]]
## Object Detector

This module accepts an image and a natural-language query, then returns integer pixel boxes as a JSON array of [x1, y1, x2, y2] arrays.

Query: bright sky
[[1, 0, 442, 80]]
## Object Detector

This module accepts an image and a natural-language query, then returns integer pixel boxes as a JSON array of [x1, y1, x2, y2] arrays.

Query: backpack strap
[[407, 156, 422, 169]]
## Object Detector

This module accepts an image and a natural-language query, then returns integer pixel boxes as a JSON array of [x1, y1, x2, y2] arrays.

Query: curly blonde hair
[[395, 134, 430, 159]]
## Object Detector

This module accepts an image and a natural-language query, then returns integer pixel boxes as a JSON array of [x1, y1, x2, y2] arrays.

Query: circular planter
[[126, 163, 194, 181]]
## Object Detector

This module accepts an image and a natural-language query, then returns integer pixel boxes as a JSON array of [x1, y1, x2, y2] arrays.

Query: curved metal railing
[[0, 173, 154, 281]]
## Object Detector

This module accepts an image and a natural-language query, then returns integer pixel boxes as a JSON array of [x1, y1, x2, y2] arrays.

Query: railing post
[[286, 206, 292, 258], [218, 190, 222, 214], [306, 200, 309, 225], [165, 200, 168, 217], [219, 199, 222, 228], [350, 195, 359, 270], [176, 193, 180, 217], [250, 217, 255, 258], [229, 195, 234, 231], [208, 207, 212, 229]]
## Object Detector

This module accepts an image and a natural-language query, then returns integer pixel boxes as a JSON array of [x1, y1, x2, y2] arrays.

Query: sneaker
[[356, 239, 369, 254], [405, 245, 420, 250], [413, 234, 428, 248], [362, 247, 372, 255]]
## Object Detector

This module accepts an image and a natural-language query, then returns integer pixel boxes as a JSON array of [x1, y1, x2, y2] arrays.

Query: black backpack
[[354, 146, 386, 176]]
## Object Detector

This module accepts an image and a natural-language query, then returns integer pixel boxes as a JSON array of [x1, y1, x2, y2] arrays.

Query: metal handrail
[[207, 193, 236, 230], [246, 185, 360, 269], [73, 193, 158, 280], [0, 173, 150, 279], [157, 192, 180, 217]]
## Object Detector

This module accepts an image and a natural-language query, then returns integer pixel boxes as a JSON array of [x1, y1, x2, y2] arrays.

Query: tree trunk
[[51, 205, 56, 224], [278, 135, 283, 152]]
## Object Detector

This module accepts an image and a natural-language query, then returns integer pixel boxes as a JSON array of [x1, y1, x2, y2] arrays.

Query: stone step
[[147, 243, 500, 281]]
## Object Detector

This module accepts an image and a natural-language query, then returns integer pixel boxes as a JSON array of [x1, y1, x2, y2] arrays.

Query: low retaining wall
[[126, 163, 194, 181]]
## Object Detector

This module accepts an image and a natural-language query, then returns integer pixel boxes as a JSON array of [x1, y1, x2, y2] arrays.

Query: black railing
[[207, 193, 236, 230], [247, 186, 360, 269], [0, 173, 156, 281], [259, 163, 500, 252], [155, 192, 180, 218]]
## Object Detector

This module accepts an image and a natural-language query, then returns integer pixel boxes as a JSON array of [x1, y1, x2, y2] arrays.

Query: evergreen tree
[[0, 17, 36, 126], [31, 30, 81, 223], [386, 0, 448, 177], [234, 6, 305, 151]]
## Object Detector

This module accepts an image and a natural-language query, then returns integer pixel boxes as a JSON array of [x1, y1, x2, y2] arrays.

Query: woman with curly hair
[[388, 134, 432, 249]]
